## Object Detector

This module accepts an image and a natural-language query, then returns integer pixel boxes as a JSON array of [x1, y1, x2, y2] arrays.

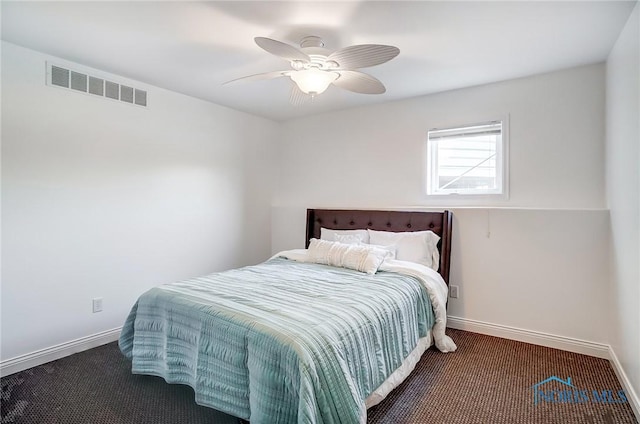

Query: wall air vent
[[134, 89, 147, 107], [46, 62, 147, 108], [105, 80, 119, 100], [70, 71, 88, 92], [88, 76, 104, 96], [51, 66, 70, 88], [120, 85, 134, 103]]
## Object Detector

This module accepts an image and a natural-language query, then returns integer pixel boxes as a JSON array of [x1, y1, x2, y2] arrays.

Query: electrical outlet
[[92, 297, 103, 313], [449, 285, 459, 299]]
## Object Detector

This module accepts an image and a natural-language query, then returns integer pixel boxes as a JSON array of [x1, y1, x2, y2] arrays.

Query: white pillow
[[367, 229, 440, 271], [368, 243, 397, 259], [333, 234, 397, 259], [307, 238, 391, 274], [320, 228, 370, 244], [334, 234, 365, 245]]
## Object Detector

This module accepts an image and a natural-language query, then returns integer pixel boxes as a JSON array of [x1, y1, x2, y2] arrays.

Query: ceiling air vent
[[46, 62, 147, 108]]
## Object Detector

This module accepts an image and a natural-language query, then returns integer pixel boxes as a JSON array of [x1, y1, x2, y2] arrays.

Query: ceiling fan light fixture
[[290, 69, 338, 96]]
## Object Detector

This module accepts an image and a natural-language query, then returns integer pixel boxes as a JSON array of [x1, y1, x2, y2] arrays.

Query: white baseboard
[[446, 316, 610, 358], [609, 346, 640, 421], [0, 327, 122, 377]]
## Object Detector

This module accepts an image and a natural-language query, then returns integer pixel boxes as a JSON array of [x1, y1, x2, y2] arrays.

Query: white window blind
[[427, 120, 506, 196]]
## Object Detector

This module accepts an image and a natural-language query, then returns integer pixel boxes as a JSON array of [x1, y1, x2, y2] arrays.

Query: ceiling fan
[[225, 36, 400, 104]]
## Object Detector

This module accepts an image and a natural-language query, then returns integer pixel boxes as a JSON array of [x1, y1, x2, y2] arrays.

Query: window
[[427, 119, 508, 197]]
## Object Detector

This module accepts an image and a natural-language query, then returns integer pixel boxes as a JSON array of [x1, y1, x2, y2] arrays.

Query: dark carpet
[[1, 329, 636, 424]]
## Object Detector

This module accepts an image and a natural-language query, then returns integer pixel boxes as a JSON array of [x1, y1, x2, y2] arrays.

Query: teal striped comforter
[[119, 257, 435, 423]]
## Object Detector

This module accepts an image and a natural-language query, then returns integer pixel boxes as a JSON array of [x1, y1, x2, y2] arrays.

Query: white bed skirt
[[364, 331, 433, 409]]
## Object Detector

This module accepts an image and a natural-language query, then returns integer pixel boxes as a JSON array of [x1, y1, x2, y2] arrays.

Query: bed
[[119, 209, 456, 423]]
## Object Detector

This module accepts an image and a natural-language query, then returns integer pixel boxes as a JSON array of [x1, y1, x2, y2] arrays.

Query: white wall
[[1, 42, 279, 362], [273, 64, 609, 346], [274, 64, 605, 210], [606, 2, 640, 408]]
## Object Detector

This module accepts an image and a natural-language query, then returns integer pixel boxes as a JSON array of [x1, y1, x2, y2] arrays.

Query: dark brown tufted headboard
[[305, 209, 453, 285]]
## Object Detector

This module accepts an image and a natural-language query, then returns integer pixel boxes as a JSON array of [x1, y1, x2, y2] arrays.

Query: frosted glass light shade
[[290, 69, 338, 95]]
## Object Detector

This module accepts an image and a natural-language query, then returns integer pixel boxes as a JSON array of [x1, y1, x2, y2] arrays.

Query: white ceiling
[[2, 1, 636, 121]]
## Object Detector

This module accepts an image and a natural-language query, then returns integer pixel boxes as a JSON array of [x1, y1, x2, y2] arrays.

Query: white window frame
[[426, 117, 509, 200]]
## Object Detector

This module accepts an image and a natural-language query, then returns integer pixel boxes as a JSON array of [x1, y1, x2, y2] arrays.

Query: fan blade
[[255, 37, 310, 62], [289, 83, 312, 106], [223, 70, 289, 85], [333, 71, 386, 94], [327, 44, 399, 70]]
